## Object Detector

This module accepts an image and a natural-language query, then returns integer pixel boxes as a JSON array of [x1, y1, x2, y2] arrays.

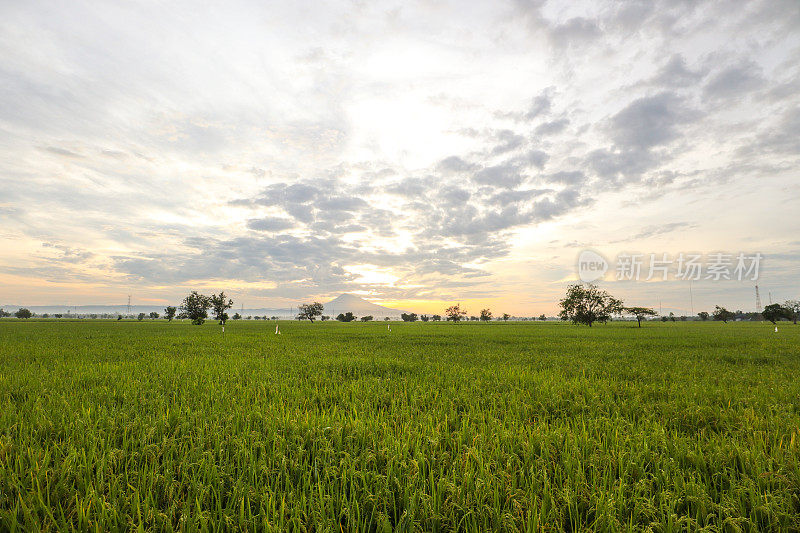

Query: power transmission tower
[[755, 285, 762, 312]]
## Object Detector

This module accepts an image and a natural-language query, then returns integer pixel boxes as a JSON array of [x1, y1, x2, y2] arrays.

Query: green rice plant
[[0, 320, 798, 531]]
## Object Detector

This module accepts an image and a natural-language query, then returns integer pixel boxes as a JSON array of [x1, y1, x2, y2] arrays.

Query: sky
[[1, 0, 798, 316]]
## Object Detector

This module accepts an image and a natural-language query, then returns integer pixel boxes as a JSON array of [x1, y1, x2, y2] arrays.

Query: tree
[[712, 305, 735, 323], [336, 312, 356, 322], [480, 309, 492, 321], [420, 314, 430, 322], [624, 306, 657, 328], [149, 312, 159, 320], [297, 302, 324, 322], [181, 291, 211, 325], [669, 312, 676, 322], [14, 308, 32, 319], [232, 313, 242, 320], [698, 311, 710, 321], [558, 283, 623, 327], [117, 315, 123, 321], [321, 315, 330, 321], [762, 303, 791, 324], [163, 306, 176, 321], [361, 315, 373, 322], [431, 315, 442, 321], [401, 312, 418, 322], [784, 300, 799, 325], [0, 309, 10, 317], [384, 317, 390, 321], [137, 313, 145, 321], [538, 314, 547, 321], [210, 292, 233, 325], [502, 313, 510, 321], [445, 304, 467, 322]]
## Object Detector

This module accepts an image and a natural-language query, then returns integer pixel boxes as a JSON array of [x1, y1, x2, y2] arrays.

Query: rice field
[[1, 319, 799, 531]]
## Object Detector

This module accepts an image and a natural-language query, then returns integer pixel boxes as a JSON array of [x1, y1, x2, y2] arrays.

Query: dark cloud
[[246, 217, 297, 232], [525, 91, 553, 119], [703, 61, 764, 100], [473, 164, 525, 188], [41, 146, 83, 158], [608, 92, 697, 150], [535, 118, 569, 136], [548, 17, 602, 48], [546, 171, 586, 185], [436, 155, 478, 174], [491, 129, 525, 155], [650, 54, 707, 88]]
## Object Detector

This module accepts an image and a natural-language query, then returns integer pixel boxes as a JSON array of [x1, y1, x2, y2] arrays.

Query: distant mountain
[[323, 293, 409, 318]]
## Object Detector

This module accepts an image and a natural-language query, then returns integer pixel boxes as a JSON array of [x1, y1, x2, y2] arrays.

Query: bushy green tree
[[401, 313, 418, 322], [762, 303, 791, 324], [360, 315, 373, 322], [297, 302, 323, 322], [480, 309, 492, 321], [624, 306, 657, 327], [336, 312, 356, 322], [712, 305, 735, 323], [181, 291, 212, 325], [445, 304, 467, 322], [164, 306, 177, 321], [14, 308, 32, 319], [783, 300, 799, 325], [210, 292, 233, 325], [559, 284, 623, 327], [697, 311, 710, 321]]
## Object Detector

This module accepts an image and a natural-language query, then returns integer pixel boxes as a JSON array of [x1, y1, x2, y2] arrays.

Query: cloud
[[41, 146, 84, 158], [535, 118, 569, 136], [473, 164, 525, 188], [649, 54, 707, 88], [703, 61, 764, 100], [246, 217, 297, 232], [548, 17, 602, 49], [607, 92, 697, 150], [436, 156, 478, 174], [491, 129, 525, 155]]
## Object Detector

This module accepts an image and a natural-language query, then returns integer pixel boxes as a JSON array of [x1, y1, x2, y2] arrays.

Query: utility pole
[[755, 285, 762, 312], [127, 295, 131, 315]]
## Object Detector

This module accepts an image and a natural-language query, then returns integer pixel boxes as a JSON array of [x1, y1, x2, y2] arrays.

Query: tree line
[[4, 288, 797, 326], [557, 283, 799, 327]]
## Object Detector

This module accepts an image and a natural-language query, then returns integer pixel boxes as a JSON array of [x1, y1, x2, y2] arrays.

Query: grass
[[1, 319, 799, 531]]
